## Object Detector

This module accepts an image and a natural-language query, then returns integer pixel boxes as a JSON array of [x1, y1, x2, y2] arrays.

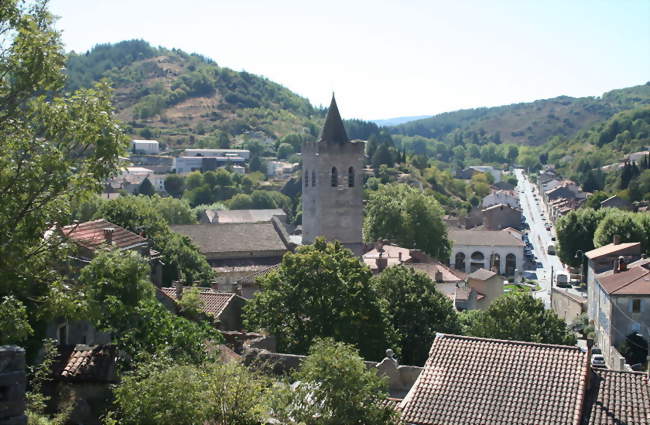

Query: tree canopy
[[244, 238, 397, 360], [364, 184, 450, 260], [460, 294, 576, 346]]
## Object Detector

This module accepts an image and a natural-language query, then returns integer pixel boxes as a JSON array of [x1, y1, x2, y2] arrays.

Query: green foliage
[[148, 195, 196, 224], [182, 168, 259, 207], [618, 333, 648, 366], [460, 294, 576, 346], [364, 184, 450, 260], [288, 339, 399, 425], [244, 238, 397, 360], [593, 209, 648, 253], [0, 296, 33, 345], [164, 174, 185, 198], [94, 195, 214, 285], [110, 360, 269, 425], [583, 191, 611, 210], [372, 266, 460, 366], [0, 0, 127, 354], [556, 208, 607, 267], [228, 193, 254, 209], [137, 177, 156, 196]]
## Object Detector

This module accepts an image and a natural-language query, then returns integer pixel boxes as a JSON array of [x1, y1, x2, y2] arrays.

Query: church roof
[[319, 94, 349, 144]]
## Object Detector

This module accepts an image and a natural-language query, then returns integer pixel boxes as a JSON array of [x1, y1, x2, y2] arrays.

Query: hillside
[[371, 115, 431, 127], [392, 83, 650, 146], [66, 40, 323, 148]]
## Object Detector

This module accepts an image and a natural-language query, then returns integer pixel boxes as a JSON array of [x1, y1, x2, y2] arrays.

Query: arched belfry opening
[[331, 167, 338, 187]]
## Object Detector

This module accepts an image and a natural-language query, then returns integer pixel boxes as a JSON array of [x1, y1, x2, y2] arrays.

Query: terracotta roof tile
[[160, 287, 236, 317], [54, 345, 117, 382], [583, 369, 650, 425], [596, 266, 650, 295], [62, 219, 148, 252], [400, 334, 588, 425]]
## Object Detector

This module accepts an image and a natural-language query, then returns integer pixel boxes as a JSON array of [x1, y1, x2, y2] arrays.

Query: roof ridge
[[610, 266, 650, 294], [434, 333, 584, 351]]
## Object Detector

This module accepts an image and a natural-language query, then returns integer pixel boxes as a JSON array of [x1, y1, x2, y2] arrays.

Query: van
[[547, 244, 556, 255], [556, 273, 569, 287]]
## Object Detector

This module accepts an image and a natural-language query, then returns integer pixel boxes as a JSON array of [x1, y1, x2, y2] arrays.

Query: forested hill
[[392, 83, 650, 146], [65, 40, 322, 148]]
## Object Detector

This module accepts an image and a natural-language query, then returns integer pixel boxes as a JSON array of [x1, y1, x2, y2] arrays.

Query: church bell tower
[[301, 95, 364, 254]]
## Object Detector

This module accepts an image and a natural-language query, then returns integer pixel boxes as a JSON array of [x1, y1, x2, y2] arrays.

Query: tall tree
[[364, 184, 450, 260], [137, 177, 156, 196], [556, 208, 607, 267], [372, 266, 460, 366], [460, 294, 576, 346], [593, 209, 648, 252], [244, 238, 397, 360], [0, 0, 127, 350], [164, 174, 185, 198]]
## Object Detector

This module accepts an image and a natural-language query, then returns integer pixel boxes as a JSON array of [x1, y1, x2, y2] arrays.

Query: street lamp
[[575, 249, 585, 285]]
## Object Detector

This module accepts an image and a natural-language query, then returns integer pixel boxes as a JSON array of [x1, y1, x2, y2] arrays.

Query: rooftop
[[54, 345, 117, 382], [449, 229, 525, 247], [159, 287, 238, 317], [596, 262, 650, 295], [468, 268, 498, 281], [210, 209, 286, 224], [400, 333, 587, 425], [61, 219, 148, 252], [582, 368, 650, 425], [585, 242, 641, 260], [171, 222, 289, 255]]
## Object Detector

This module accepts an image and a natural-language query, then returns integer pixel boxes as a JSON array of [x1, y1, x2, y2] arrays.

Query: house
[[399, 333, 588, 425], [552, 287, 587, 324], [157, 286, 247, 331], [171, 218, 292, 289], [482, 189, 519, 209], [482, 203, 522, 230], [198, 208, 287, 225], [131, 139, 159, 154], [173, 149, 250, 174], [582, 368, 650, 424], [589, 257, 650, 370], [600, 195, 633, 211], [457, 165, 501, 183], [584, 238, 641, 287], [449, 229, 525, 276], [466, 268, 504, 310]]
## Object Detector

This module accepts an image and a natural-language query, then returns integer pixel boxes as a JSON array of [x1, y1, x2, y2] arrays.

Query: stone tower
[[301, 95, 364, 254]]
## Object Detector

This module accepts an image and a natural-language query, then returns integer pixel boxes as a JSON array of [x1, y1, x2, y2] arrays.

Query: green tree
[[460, 294, 576, 345], [164, 174, 185, 198], [285, 339, 398, 425], [0, 296, 33, 345], [0, 0, 127, 353], [372, 266, 460, 366], [249, 155, 264, 173], [228, 193, 254, 209], [277, 142, 294, 159], [148, 195, 196, 225], [244, 238, 397, 360], [583, 191, 610, 210], [556, 208, 607, 267], [364, 184, 450, 260], [371, 143, 394, 170], [593, 209, 648, 252], [137, 177, 156, 196]]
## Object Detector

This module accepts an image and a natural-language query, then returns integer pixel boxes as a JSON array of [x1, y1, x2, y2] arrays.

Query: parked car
[[591, 354, 606, 368], [547, 244, 556, 255], [556, 274, 570, 288]]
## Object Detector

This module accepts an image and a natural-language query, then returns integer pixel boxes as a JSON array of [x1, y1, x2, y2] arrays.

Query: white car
[[591, 354, 606, 368]]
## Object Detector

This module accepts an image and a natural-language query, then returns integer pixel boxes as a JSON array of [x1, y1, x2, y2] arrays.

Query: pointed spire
[[319, 94, 349, 144]]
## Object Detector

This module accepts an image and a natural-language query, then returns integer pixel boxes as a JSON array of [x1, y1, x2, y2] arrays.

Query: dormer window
[[331, 167, 337, 187]]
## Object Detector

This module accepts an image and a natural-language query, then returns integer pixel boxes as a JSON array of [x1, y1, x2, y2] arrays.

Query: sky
[[49, 0, 650, 120]]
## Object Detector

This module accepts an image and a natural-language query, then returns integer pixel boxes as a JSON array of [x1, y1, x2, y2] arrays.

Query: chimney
[[398, 252, 403, 263], [613, 234, 621, 245], [103, 227, 115, 245], [618, 256, 627, 272], [376, 256, 388, 272], [435, 270, 443, 283], [174, 280, 183, 299]]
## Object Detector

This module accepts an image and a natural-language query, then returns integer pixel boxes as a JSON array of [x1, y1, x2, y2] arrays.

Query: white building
[[482, 190, 520, 209], [173, 155, 247, 174], [131, 140, 160, 154], [182, 149, 250, 160], [267, 161, 299, 177], [449, 229, 525, 277]]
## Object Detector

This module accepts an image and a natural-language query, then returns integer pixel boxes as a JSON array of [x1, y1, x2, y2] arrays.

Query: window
[[331, 167, 338, 187], [57, 323, 68, 345], [631, 299, 641, 313], [348, 167, 355, 187], [312, 170, 316, 187], [304, 171, 309, 187]]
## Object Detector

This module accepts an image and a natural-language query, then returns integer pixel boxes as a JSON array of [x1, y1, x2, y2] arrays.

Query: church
[[301, 96, 365, 255]]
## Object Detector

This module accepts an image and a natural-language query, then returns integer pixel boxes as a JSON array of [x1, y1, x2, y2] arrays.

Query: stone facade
[[0, 346, 26, 425], [482, 204, 522, 230], [301, 96, 364, 254]]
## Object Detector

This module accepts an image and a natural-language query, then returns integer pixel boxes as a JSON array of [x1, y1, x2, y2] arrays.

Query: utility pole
[[550, 265, 554, 307]]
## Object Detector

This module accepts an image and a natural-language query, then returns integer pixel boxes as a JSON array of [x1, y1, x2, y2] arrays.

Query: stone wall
[[0, 346, 26, 425]]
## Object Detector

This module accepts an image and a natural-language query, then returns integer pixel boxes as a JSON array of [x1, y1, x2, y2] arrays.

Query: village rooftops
[[159, 287, 239, 317], [582, 368, 650, 425], [448, 229, 525, 247], [399, 333, 588, 425], [205, 208, 286, 224], [585, 242, 641, 260], [468, 268, 498, 281], [61, 219, 149, 252], [595, 260, 650, 295], [54, 344, 117, 383]]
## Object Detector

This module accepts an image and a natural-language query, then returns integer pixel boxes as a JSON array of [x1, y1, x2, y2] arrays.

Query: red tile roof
[[583, 369, 650, 425], [400, 333, 588, 425], [62, 219, 148, 252], [585, 242, 641, 260], [160, 287, 236, 317], [54, 345, 117, 382], [597, 265, 650, 295]]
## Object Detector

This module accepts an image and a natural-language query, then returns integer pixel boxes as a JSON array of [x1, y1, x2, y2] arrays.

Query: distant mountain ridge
[[371, 115, 431, 127], [392, 83, 650, 146]]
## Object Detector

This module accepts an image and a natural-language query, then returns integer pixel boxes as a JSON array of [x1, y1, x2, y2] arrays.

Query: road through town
[[514, 169, 569, 307]]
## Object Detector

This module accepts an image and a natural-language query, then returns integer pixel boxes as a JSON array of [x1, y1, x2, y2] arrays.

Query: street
[[514, 169, 569, 307]]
